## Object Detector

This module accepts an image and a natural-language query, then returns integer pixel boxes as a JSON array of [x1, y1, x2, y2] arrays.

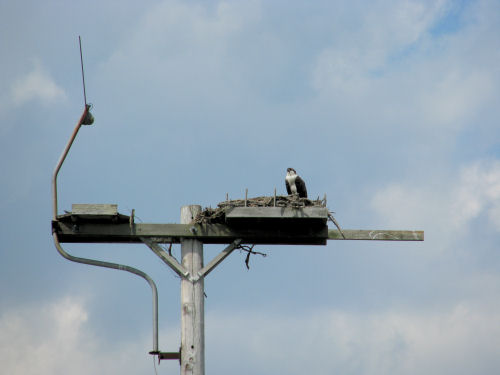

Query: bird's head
[[286, 168, 297, 176]]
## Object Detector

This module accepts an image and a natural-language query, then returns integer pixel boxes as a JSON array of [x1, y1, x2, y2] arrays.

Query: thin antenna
[[79, 36, 87, 106]]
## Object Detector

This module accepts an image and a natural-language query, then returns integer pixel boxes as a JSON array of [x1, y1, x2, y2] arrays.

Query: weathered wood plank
[[72, 204, 118, 215], [53, 221, 328, 245], [328, 229, 424, 241], [180, 205, 205, 375], [53, 220, 423, 244], [225, 206, 328, 220]]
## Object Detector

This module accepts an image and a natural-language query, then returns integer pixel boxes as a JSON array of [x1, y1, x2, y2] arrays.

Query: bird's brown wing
[[295, 175, 307, 198]]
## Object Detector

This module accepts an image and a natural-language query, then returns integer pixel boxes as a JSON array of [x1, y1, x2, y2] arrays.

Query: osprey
[[285, 168, 308, 198]]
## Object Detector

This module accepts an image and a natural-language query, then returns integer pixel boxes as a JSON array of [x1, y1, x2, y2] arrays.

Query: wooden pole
[[180, 205, 204, 375]]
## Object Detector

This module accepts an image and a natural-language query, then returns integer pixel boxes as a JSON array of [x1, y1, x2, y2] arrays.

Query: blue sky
[[1, 0, 499, 374]]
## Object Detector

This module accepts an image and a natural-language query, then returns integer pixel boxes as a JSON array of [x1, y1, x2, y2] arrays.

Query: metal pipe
[[52, 105, 90, 220], [52, 231, 159, 353], [51, 105, 159, 353], [79, 36, 88, 106]]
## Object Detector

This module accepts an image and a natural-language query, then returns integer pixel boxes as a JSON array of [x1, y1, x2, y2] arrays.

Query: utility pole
[[51, 105, 424, 375], [52, 203, 423, 375], [180, 205, 205, 375]]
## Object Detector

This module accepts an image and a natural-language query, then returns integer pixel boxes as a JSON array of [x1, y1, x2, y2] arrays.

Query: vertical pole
[[180, 205, 204, 375]]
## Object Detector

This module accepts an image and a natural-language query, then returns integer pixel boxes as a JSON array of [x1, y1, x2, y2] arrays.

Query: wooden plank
[[72, 204, 117, 215], [328, 229, 424, 241], [53, 221, 328, 245], [141, 237, 190, 279], [225, 206, 328, 220], [53, 220, 423, 244], [197, 239, 242, 280]]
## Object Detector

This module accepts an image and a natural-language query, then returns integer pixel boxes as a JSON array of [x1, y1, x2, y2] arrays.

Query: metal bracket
[[149, 350, 181, 364]]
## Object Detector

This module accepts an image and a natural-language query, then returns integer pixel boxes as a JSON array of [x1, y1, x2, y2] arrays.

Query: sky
[[1, 0, 499, 374]]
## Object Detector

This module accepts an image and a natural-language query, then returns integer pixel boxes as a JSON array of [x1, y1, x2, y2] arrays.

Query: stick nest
[[194, 195, 326, 224]]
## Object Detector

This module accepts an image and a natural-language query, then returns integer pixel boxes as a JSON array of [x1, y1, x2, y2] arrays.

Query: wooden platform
[[53, 204, 423, 245], [57, 204, 130, 224], [225, 206, 328, 228]]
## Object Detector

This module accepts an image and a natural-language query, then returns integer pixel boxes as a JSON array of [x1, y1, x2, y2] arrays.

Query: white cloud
[[101, 0, 262, 89], [311, 0, 449, 93], [310, 0, 499, 137], [0, 297, 155, 375], [371, 159, 500, 234], [206, 302, 500, 375], [4, 294, 499, 375], [11, 60, 67, 106], [452, 160, 500, 230]]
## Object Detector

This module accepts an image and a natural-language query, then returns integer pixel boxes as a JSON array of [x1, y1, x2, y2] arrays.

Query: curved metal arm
[[52, 231, 159, 352], [52, 105, 92, 220], [51, 105, 159, 353]]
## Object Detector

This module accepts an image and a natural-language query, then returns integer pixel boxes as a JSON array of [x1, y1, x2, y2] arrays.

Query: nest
[[195, 195, 326, 224]]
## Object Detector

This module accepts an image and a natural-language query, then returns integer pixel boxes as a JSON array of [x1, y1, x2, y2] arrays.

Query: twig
[[328, 212, 346, 239], [237, 244, 267, 269]]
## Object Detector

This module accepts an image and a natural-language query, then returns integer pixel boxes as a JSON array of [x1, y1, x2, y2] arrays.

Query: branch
[[328, 212, 346, 239], [237, 244, 267, 269]]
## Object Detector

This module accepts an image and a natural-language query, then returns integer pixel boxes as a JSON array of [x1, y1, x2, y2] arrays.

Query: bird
[[285, 168, 308, 198]]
